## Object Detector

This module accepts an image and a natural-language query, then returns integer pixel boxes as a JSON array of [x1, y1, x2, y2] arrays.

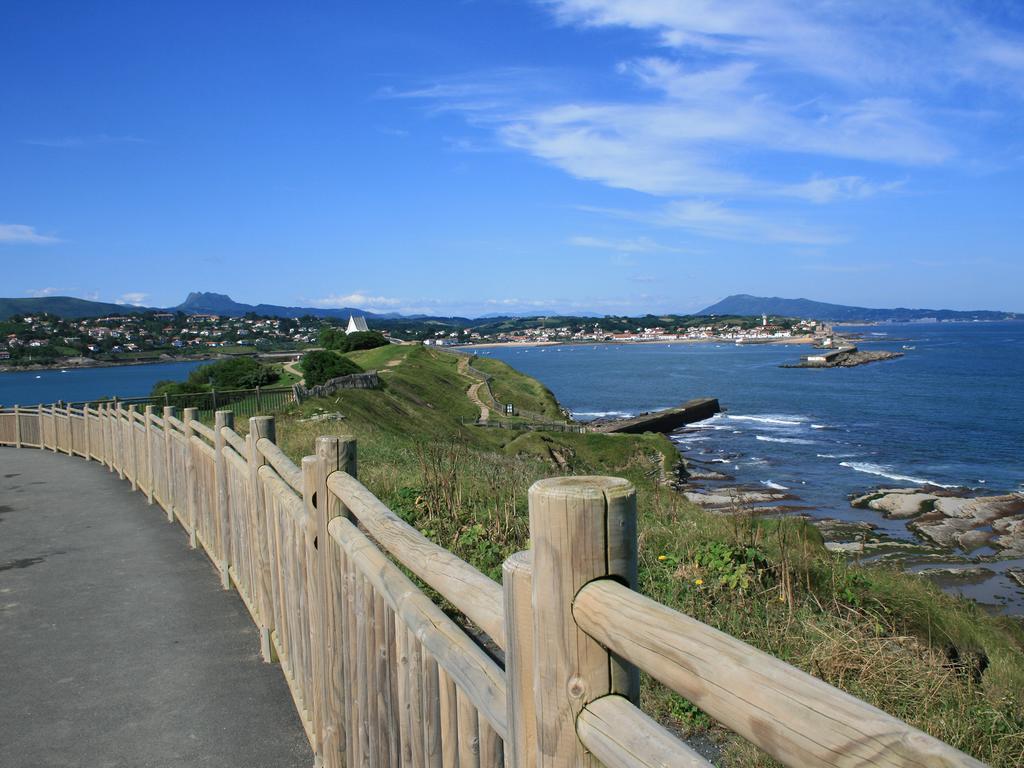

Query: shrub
[[189, 356, 278, 389], [300, 350, 362, 387], [148, 356, 278, 397], [320, 328, 390, 353]]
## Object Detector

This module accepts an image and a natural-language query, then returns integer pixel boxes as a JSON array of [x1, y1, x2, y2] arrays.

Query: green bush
[[300, 350, 362, 387], [149, 356, 278, 397], [320, 327, 390, 353]]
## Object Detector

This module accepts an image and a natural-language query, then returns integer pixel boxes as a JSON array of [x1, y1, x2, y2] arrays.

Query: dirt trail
[[458, 357, 490, 422]]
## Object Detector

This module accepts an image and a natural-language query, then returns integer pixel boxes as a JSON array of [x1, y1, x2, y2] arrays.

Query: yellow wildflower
[[694, 578, 704, 586], [657, 555, 667, 561]]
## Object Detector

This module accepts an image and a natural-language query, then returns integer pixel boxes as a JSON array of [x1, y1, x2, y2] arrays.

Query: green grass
[[469, 355, 565, 420], [249, 343, 1023, 767]]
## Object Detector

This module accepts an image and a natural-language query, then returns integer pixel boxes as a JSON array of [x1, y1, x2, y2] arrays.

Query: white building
[[346, 315, 370, 334]]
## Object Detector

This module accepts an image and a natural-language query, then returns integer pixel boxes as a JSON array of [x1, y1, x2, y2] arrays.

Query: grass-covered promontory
[[250, 343, 1023, 767]]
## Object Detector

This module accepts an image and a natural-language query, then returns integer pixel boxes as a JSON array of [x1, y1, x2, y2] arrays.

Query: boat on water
[[902, 345, 916, 350]]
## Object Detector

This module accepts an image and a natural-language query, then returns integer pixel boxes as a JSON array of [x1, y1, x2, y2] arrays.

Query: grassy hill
[[248, 344, 1022, 766], [0, 295, 149, 319]]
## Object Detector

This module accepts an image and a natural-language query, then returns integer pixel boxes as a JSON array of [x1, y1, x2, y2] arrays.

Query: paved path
[[0, 448, 311, 768]]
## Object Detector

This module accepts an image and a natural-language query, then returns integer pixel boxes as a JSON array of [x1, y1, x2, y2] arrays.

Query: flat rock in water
[[684, 488, 789, 508], [910, 493, 1024, 552], [867, 492, 938, 518]]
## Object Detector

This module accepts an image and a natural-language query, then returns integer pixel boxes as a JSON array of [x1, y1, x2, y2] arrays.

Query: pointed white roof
[[346, 315, 369, 334]]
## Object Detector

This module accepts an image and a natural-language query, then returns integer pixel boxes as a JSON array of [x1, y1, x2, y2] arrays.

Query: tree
[[321, 329, 390, 353], [300, 350, 362, 387], [188, 356, 279, 389]]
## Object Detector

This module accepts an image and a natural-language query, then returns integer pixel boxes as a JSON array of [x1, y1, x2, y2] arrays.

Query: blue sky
[[2, 1, 1023, 315]]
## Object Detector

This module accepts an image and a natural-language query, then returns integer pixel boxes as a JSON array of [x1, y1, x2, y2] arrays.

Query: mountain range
[[0, 291, 1017, 323], [698, 295, 1018, 323]]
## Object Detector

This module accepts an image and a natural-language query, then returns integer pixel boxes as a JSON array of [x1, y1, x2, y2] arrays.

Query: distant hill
[[174, 291, 385, 320], [699, 294, 1018, 322], [0, 296, 151, 319]]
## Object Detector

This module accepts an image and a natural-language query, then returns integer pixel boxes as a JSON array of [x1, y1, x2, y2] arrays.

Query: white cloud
[[581, 201, 842, 246], [115, 292, 148, 306], [542, 0, 1024, 90], [21, 134, 149, 148], [569, 235, 689, 253], [0, 224, 61, 244], [27, 287, 60, 297], [311, 293, 404, 308]]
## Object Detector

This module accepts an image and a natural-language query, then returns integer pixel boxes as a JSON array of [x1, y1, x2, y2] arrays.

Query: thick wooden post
[[126, 405, 139, 491], [114, 403, 125, 476], [312, 435, 355, 768], [214, 410, 233, 589], [100, 405, 111, 473], [51, 404, 59, 453], [65, 403, 74, 456], [183, 407, 199, 548], [144, 405, 155, 504], [13, 405, 21, 449], [248, 415, 276, 663], [163, 406, 176, 521], [528, 476, 638, 768], [504, 550, 537, 768], [83, 405, 92, 461]]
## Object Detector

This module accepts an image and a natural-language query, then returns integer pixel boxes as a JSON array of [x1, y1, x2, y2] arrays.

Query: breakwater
[[591, 397, 720, 434]]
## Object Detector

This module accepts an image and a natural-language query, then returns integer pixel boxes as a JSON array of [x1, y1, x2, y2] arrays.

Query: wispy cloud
[[21, 134, 149, 148], [0, 224, 61, 244], [386, 1, 1024, 247], [579, 201, 842, 246], [115, 292, 149, 306], [542, 0, 1024, 91], [310, 293, 404, 309], [569, 235, 689, 253], [26, 287, 61, 297]]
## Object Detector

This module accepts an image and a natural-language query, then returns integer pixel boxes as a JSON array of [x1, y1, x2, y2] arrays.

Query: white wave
[[760, 480, 789, 490], [810, 424, 830, 430], [838, 461, 957, 488], [755, 435, 817, 445], [571, 410, 633, 419], [816, 453, 858, 459], [726, 414, 807, 426]]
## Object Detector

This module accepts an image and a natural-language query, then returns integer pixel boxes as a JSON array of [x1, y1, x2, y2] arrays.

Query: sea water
[[0, 360, 208, 406], [476, 321, 1024, 611]]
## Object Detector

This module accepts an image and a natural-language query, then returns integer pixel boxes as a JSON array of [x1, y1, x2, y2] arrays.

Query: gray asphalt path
[[0, 447, 312, 768]]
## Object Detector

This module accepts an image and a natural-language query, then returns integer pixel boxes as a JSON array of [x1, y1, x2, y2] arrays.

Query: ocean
[[474, 321, 1024, 612], [0, 360, 207, 406]]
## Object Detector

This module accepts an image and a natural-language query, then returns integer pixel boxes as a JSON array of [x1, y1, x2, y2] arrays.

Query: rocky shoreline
[[852, 487, 1024, 556], [0, 353, 223, 374], [672, 453, 1024, 612]]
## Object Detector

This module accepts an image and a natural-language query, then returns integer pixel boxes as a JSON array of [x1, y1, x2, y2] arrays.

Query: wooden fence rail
[[0, 404, 987, 768]]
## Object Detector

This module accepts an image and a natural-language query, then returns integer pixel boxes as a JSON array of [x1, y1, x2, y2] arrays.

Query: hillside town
[[0, 312, 320, 366], [427, 315, 825, 346]]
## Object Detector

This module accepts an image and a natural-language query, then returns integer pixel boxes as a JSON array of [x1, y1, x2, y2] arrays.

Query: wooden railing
[[0, 404, 987, 768]]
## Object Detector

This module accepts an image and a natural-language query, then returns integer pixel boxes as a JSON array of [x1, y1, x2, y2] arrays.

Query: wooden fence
[[0, 403, 986, 768]]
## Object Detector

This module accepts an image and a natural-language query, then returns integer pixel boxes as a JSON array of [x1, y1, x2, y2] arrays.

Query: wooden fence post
[[126, 405, 139, 491], [163, 406, 176, 522], [65, 403, 73, 456], [13, 405, 21, 449], [114, 403, 125, 476], [503, 550, 537, 768], [183, 407, 199, 548], [84, 404, 92, 461], [528, 477, 639, 768], [248, 415, 277, 663], [144, 405, 155, 504], [310, 435, 355, 768], [214, 410, 233, 589]]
